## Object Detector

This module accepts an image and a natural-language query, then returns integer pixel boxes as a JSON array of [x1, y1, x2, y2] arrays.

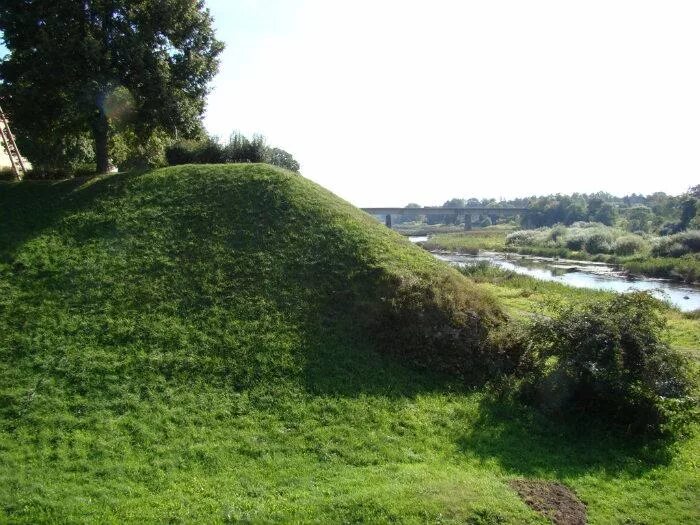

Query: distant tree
[[441, 198, 466, 225], [587, 197, 618, 225], [0, 1, 224, 173], [224, 132, 266, 163], [679, 196, 698, 231], [443, 198, 467, 208], [689, 185, 700, 199], [266, 147, 300, 172], [166, 131, 301, 171], [625, 205, 654, 233]]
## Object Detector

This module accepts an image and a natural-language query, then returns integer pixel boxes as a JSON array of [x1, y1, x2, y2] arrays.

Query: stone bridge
[[361, 207, 528, 230]]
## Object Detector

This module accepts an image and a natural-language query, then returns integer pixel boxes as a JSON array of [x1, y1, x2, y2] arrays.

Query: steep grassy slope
[[1, 165, 698, 523]]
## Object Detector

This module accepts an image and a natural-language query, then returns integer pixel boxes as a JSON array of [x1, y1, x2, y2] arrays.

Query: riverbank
[[454, 260, 700, 361], [422, 229, 700, 283]]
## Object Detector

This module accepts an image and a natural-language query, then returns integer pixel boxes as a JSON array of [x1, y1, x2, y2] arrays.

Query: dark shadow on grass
[[0, 173, 142, 261], [456, 395, 677, 479], [300, 318, 463, 398]]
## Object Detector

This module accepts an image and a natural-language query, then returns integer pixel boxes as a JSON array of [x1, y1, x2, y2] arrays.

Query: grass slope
[[1, 165, 698, 523]]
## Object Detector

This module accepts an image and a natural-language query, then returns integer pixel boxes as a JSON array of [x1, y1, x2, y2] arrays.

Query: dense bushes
[[506, 223, 650, 256], [165, 132, 300, 171], [499, 293, 698, 436], [583, 230, 614, 254], [507, 223, 700, 261], [165, 138, 226, 165], [652, 231, 700, 257], [614, 235, 649, 255]]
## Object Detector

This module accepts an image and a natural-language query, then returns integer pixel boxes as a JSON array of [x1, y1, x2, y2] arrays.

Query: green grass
[[1, 165, 698, 523], [422, 229, 511, 254]]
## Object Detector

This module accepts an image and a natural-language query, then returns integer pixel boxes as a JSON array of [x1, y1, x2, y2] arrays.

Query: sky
[[202, 0, 700, 206], [2, 2, 698, 206]]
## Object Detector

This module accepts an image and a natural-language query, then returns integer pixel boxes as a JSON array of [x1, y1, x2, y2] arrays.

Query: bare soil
[[508, 479, 587, 525]]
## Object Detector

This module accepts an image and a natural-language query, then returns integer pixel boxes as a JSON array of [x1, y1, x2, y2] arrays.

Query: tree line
[[404, 186, 700, 234]]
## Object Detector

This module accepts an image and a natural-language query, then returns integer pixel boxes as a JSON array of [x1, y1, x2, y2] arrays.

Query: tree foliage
[[165, 132, 301, 172], [0, 0, 224, 173]]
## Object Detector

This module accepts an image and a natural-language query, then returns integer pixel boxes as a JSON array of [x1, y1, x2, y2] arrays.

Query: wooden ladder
[[0, 104, 27, 180]]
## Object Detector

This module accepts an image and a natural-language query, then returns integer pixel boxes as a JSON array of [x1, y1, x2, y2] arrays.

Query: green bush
[[165, 139, 201, 165], [564, 233, 586, 251], [223, 132, 266, 163], [583, 231, 614, 254], [505, 230, 539, 246], [518, 292, 697, 436], [165, 138, 226, 165], [652, 231, 700, 257], [614, 234, 648, 256], [165, 133, 300, 172]]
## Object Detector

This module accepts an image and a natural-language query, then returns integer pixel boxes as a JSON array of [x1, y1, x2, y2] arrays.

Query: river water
[[408, 237, 700, 312]]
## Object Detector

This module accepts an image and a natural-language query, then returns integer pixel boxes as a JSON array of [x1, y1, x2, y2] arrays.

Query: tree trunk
[[92, 111, 110, 174]]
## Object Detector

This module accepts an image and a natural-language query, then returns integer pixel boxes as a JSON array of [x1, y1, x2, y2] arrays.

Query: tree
[[587, 197, 617, 225], [625, 205, 653, 233], [266, 147, 300, 172], [0, 0, 224, 173], [679, 196, 697, 231]]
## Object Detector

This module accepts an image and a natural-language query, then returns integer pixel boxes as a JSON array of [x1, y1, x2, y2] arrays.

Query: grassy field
[[422, 228, 511, 254], [1, 165, 698, 523]]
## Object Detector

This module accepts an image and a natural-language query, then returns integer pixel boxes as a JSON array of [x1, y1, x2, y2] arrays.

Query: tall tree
[[0, 0, 223, 173]]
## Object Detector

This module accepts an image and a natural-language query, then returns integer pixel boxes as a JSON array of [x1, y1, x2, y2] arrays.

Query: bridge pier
[[464, 214, 472, 231], [385, 214, 392, 228]]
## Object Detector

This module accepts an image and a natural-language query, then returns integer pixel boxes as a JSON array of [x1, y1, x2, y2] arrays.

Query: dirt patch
[[508, 479, 587, 525]]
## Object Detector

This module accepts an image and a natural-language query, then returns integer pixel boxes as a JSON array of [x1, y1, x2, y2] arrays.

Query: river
[[408, 237, 700, 312]]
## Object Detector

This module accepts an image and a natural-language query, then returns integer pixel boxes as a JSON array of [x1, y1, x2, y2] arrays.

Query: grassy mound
[[1, 165, 698, 523]]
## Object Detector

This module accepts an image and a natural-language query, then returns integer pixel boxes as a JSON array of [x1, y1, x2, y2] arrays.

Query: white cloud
[[204, 0, 700, 206]]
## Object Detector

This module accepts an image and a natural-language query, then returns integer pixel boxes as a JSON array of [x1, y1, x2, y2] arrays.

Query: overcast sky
[[203, 0, 699, 206], [2, 2, 698, 206]]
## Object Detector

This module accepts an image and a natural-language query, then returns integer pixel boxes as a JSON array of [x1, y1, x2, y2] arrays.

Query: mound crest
[[0, 164, 500, 391]]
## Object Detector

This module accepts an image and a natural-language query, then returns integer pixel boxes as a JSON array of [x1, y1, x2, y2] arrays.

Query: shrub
[[681, 230, 700, 252], [548, 224, 567, 243], [505, 230, 539, 246], [0, 167, 15, 181], [224, 132, 266, 163], [165, 139, 201, 165], [613, 235, 648, 256], [519, 292, 697, 436], [165, 132, 301, 171], [584, 230, 614, 254], [652, 231, 700, 257], [564, 233, 586, 251], [166, 138, 226, 165]]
